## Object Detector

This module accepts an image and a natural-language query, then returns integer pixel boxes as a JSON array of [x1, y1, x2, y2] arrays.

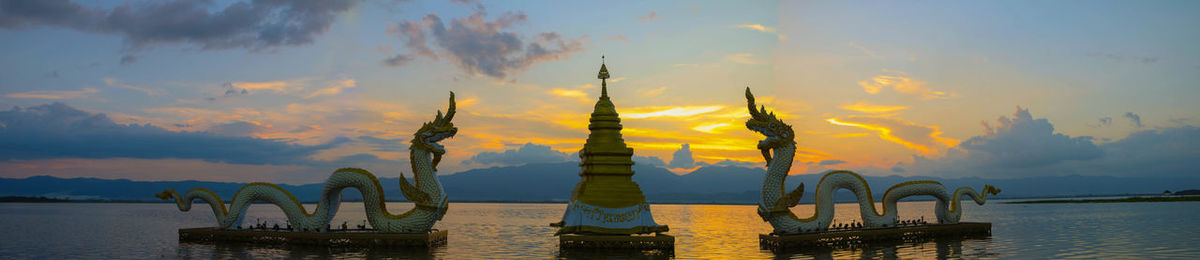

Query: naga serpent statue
[[744, 88, 1000, 234], [156, 92, 458, 233]]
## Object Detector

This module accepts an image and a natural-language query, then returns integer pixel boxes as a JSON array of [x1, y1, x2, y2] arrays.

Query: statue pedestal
[[179, 228, 448, 248], [559, 233, 675, 249], [759, 222, 991, 251]]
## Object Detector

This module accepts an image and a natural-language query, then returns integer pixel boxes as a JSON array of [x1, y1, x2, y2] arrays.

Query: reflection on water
[[2, 200, 1199, 259], [772, 234, 998, 259]]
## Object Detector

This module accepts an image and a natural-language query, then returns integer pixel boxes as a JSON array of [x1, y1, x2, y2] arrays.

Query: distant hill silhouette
[[3, 163, 1198, 204]]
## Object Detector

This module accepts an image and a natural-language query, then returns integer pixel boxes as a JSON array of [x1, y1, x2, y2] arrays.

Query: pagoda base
[[178, 228, 447, 248], [559, 233, 675, 249], [759, 222, 990, 251]]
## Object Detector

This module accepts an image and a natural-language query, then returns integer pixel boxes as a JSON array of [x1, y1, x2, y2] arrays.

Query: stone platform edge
[[179, 228, 447, 248], [559, 234, 675, 249]]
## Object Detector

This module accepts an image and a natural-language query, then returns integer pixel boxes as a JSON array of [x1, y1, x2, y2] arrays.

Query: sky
[[0, 0, 1197, 184]]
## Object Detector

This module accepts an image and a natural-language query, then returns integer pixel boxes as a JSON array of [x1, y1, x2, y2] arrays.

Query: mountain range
[[3, 162, 1197, 204]]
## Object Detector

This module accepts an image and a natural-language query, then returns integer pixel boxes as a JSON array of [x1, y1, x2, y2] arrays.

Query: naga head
[[412, 92, 459, 171], [745, 87, 795, 163], [155, 189, 175, 200], [983, 185, 1002, 195]]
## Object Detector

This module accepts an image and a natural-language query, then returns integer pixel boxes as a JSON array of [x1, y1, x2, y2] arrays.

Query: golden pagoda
[[553, 57, 669, 236]]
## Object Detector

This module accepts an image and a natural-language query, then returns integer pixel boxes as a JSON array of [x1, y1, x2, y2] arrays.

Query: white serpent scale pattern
[[744, 88, 1000, 234], [157, 92, 458, 233]]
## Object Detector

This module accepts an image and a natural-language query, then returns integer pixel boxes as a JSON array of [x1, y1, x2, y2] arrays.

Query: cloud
[[962, 107, 1102, 168], [356, 136, 406, 152], [103, 77, 164, 96], [730, 24, 783, 40], [463, 142, 570, 166], [828, 116, 957, 155], [858, 70, 952, 100], [905, 108, 1198, 178], [548, 88, 587, 98], [3, 88, 98, 99], [606, 35, 628, 42], [0, 103, 348, 165], [848, 42, 883, 59], [839, 101, 909, 114], [725, 53, 763, 65], [119, 55, 137, 65], [698, 159, 760, 168], [389, 11, 584, 78], [1124, 112, 1143, 128], [1086, 52, 1158, 64], [691, 123, 730, 134], [639, 11, 659, 21], [634, 155, 666, 167], [0, 0, 360, 53], [818, 159, 847, 166], [668, 144, 695, 168], [206, 120, 265, 137], [382, 54, 413, 66], [1092, 117, 1113, 128], [639, 86, 667, 97], [622, 105, 724, 119], [305, 79, 356, 99]]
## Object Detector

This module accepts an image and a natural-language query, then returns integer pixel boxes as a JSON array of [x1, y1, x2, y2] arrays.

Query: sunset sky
[[1, 0, 1197, 184]]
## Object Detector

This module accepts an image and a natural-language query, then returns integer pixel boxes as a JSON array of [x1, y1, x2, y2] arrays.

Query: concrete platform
[[559, 233, 675, 249], [178, 228, 447, 248], [760, 222, 991, 251]]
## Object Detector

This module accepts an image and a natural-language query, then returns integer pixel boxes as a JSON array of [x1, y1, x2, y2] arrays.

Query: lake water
[[1, 200, 1198, 259]]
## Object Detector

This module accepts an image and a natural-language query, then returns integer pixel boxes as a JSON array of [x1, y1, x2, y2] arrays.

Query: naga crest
[[745, 87, 795, 164], [983, 185, 1002, 195], [412, 92, 458, 171]]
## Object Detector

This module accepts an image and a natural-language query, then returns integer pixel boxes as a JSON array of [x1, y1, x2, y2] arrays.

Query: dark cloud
[[1124, 112, 1143, 128], [0, 103, 347, 165], [119, 54, 136, 65], [1092, 117, 1112, 128], [389, 11, 584, 78], [463, 142, 570, 166], [963, 107, 1102, 169], [357, 136, 406, 152], [288, 125, 314, 133], [206, 120, 265, 137], [903, 107, 1200, 178], [818, 159, 847, 166], [633, 155, 666, 167], [667, 144, 694, 168], [698, 159, 760, 168], [0, 0, 360, 52], [382, 54, 413, 67]]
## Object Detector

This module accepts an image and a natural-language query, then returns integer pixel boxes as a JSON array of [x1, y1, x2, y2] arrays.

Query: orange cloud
[[828, 116, 958, 155], [858, 70, 951, 100], [840, 101, 909, 114], [305, 79, 356, 99], [725, 53, 764, 65], [622, 105, 724, 119], [692, 123, 730, 134], [4, 88, 98, 99], [232, 81, 293, 91]]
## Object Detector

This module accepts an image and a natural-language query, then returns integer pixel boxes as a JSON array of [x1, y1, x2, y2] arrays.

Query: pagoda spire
[[598, 55, 610, 97]]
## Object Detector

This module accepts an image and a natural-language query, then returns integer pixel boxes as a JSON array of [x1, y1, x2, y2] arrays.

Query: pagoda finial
[[598, 56, 610, 97]]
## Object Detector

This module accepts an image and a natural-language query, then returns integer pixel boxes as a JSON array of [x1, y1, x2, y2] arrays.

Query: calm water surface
[[1, 200, 1198, 259]]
